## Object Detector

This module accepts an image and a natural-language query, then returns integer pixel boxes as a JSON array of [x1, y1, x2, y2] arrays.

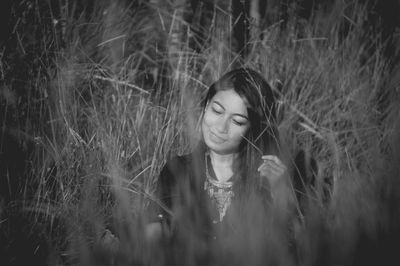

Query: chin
[[202, 128, 238, 154], [204, 140, 234, 155]]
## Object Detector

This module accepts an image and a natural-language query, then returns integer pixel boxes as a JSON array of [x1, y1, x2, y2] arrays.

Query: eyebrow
[[213, 100, 249, 120]]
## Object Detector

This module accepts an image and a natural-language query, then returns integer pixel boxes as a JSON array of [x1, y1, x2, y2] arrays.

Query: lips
[[209, 131, 227, 144]]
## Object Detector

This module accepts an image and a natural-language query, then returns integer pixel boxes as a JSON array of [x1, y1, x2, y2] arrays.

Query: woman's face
[[202, 89, 250, 155]]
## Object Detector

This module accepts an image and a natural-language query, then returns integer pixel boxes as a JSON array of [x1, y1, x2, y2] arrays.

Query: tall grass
[[1, 0, 399, 265]]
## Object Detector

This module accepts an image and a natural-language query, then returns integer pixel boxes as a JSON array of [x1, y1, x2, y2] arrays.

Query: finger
[[258, 160, 274, 171], [261, 167, 281, 177], [262, 156, 287, 171], [260, 160, 286, 174], [258, 163, 280, 176], [260, 170, 282, 181], [258, 160, 283, 172], [258, 160, 269, 171], [259, 163, 285, 177], [262, 155, 283, 166], [262, 155, 278, 161], [262, 155, 284, 167]]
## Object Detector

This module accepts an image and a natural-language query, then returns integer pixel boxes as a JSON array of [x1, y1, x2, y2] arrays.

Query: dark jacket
[[150, 146, 272, 240], [149, 146, 300, 265]]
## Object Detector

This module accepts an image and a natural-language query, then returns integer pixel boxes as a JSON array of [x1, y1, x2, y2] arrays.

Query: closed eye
[[232, 119, 246, 126], [211, 106, 223, 114]]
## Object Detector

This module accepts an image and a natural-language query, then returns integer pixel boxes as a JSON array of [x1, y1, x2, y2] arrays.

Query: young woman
[[147, 68, 295, 264]]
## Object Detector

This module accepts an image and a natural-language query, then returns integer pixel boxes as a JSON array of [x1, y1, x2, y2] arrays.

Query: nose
[[215, 116, 229, 134]]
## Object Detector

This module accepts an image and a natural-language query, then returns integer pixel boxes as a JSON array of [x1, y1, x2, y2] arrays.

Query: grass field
[[1, 0, 400, 265]]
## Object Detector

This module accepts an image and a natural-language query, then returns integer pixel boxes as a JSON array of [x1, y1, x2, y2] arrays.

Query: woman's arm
[[258, 155, 295, 219], [145, 156, 184, 241]]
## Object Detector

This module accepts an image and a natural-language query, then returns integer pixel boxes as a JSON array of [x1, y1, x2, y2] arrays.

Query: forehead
[[211, 89, 249, 114]]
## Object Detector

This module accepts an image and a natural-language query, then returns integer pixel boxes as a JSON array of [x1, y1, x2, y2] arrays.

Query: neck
[[209, 150, 238, 168]]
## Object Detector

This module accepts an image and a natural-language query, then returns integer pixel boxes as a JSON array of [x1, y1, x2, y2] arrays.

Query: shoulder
[[161, 153, 190, 174], [159, 153, 193, 181], [159, 147, 205, 182]]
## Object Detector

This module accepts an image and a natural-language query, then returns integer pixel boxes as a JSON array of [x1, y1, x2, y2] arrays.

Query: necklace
[[204, 152, 235, 222]]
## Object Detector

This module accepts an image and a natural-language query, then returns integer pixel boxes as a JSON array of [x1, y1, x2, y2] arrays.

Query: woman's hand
[[99, 229, 120, 254], [258, 155, 293, 215], [257, 155, 288, 188]]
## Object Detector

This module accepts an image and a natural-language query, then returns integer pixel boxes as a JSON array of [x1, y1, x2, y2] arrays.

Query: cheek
[[202, 110, 216, 128], [230, 126, 249, 143]]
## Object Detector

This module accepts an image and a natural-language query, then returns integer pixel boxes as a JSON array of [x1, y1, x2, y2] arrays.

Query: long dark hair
[[201, 68, 280, 187]]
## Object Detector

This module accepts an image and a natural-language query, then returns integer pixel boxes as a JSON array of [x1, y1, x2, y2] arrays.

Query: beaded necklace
[[203, 152, 235, 222]]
